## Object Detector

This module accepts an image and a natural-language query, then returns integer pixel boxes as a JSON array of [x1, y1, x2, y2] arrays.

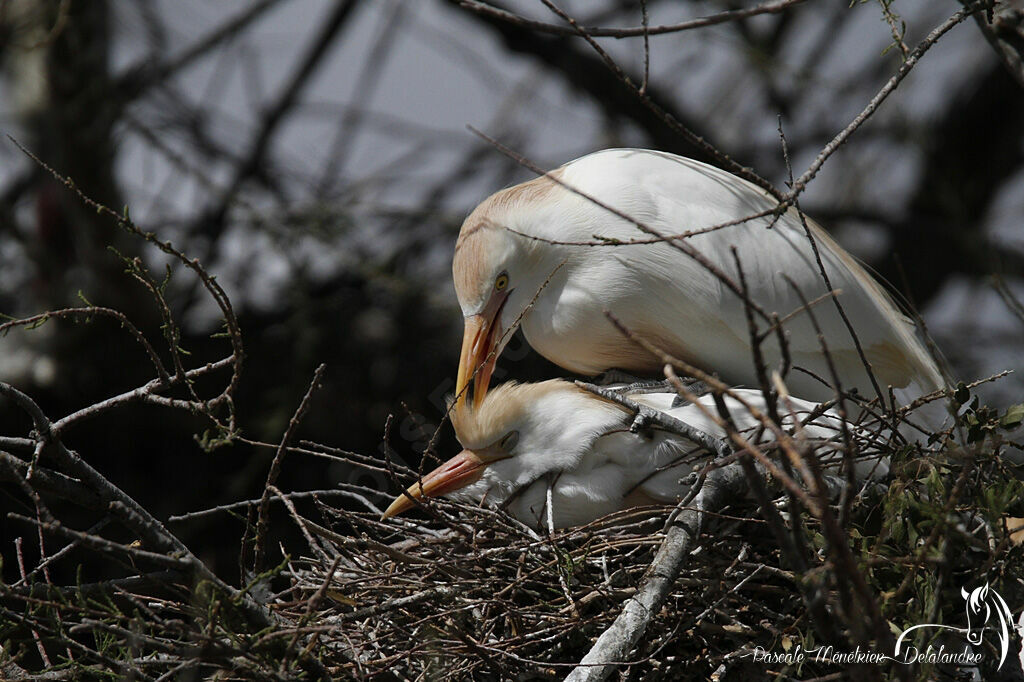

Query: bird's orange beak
[[381, 449, 489, 519], [455, 294, 507, 409]]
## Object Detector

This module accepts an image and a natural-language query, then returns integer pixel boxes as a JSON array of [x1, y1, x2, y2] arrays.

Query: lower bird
[[382, 380, 885, 528]]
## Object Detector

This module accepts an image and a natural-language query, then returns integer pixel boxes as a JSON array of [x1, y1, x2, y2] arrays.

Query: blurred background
[[1, 0, 1022, 578]]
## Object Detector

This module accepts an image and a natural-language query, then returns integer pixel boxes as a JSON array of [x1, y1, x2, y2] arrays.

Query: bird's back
[[535, 149, 945, 417]]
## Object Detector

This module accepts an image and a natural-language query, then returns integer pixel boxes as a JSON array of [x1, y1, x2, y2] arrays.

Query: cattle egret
[[453, 149, 945, 426], [382, 380, 883, 528]]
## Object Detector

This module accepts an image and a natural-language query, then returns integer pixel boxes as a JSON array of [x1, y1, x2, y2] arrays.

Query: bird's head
[[381, 380, 627, 519], [452, 174, 570, 409]]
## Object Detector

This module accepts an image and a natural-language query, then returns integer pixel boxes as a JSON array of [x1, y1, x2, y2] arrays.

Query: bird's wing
[[635, 437, 702, 502], [665, 389, 890, 478], [587, 428, 698, 503], [556, 150, 943, 404], [507, 462, 648, 528]]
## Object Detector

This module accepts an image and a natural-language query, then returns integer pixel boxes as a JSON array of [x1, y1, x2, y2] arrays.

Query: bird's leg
[[593, 369, 648, 386], [679, 471, 699, 488], [576, 380, 731, 459], [499, 482, 531, 512], [594, 370, 678, 395], [622, 380, 674, 394], [593, 368, 713, 400], [669, 378, 711, 407], [544, 472, 579, 617], [629, 405, 661, 438]]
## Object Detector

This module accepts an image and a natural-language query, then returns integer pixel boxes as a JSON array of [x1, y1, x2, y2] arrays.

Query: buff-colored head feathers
[[449, 379, 575, 448], [452, 171, 564, 311]]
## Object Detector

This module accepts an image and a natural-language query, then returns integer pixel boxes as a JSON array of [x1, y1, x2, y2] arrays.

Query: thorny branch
[[8, 137, 245, 434]]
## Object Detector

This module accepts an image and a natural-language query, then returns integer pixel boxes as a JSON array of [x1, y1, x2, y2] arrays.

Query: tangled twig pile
[[2, 390, 1021, 680], [263, 395, 1019, 681]]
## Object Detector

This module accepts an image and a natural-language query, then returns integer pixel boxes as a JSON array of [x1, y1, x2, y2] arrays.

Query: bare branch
[[788, 4, 979, 197], [451, 0, 809, 38], [565, 463, 746, 681]]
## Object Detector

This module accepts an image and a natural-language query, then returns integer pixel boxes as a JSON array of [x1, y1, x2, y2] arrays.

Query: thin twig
[[253, 364, 327, 571], [452, 0, 808, 38], [787, 5, 979, 197]]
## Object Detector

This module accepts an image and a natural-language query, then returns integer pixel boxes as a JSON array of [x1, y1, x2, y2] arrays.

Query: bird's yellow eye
[[500, 430, 519, 451], [495, 273, 509, 291]]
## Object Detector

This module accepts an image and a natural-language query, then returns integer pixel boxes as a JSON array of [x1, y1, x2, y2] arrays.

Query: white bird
[[382, 380, 885, 528], [453, 149, 945, 426]]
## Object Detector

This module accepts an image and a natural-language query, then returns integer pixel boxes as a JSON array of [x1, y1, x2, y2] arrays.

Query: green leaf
[[1000, 403, 1024, 430]]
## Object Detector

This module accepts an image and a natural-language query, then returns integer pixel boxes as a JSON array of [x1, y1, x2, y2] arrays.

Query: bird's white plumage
[[446, 380, 884, 528], [453, 149, 946, 425]]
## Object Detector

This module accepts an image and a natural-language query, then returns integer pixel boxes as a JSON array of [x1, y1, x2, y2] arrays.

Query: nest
[[2, 364, 1022, 682], [281, 491, 796, 680], [263, 420, 1024, 681]]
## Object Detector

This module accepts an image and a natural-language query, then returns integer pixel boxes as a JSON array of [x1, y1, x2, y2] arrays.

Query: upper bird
[[454, 149, 944, 420]]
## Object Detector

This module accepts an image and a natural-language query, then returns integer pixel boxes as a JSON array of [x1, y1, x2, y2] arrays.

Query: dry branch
[[452, 0, 809, 38], [565, 463, 747, 682]]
